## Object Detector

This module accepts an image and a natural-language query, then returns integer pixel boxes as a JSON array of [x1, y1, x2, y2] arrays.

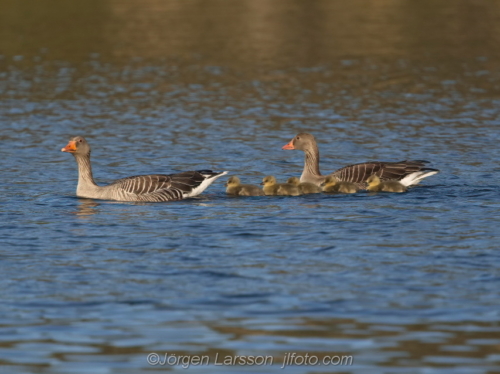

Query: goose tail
[[184, 170, 228, 197], [399, 168, 439, 187]]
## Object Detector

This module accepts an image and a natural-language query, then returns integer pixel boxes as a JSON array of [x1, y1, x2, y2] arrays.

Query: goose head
[[282, 133, 316, 151], [261, 176, 277, 186], [61, 136, 90, 156], [225, 176, 241, 187]]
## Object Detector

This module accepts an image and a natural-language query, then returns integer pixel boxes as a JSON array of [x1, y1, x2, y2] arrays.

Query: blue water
[[1, 1, 500, 373]]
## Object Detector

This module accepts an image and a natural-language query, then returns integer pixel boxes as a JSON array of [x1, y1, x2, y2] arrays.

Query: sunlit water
[[1, 1, 500, 373]]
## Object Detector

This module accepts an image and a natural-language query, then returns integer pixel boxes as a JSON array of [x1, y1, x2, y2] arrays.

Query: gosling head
[[225, 176, 241, 187], [366, 175, 381, 186], [321, 175, 339, 187], [261, 176, 277, 186], [287, 177, 300, 186], [61, 136, 91, 156]]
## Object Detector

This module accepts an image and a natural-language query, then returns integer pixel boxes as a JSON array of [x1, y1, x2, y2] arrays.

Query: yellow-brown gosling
[[225, 176, 241, 195], [261, 176, 300, 196], [322, 175, 359, 194], [366, 175, 407, 193], [261, 176, 280, 196], [276, 183, 301, 196], [225, 176, 264, 196], [287, 177, 321, 194]]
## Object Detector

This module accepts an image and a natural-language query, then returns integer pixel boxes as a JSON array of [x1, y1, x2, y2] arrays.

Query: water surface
[[1, 1, 500, 373]]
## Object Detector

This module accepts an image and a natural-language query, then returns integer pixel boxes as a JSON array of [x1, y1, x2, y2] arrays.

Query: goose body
[[261, 176, 300, 196], [322, 176, 359, 194], [282, 133, 439, 188], [225, 176, 264, 196], [287, 177, 322, 194], [61, 136, 227, 202], [366, 175, 407, 193]]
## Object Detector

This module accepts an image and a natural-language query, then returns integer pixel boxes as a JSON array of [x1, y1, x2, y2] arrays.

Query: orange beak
[[282, 140, 294, 150], [61, 141, 77, 153]]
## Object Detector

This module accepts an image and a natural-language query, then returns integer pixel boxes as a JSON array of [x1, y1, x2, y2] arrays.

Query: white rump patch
[[184, 171, 228, 198], [400, 170, 439, 187]]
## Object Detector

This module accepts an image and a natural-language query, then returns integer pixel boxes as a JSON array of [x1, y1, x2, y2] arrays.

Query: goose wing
[[331, 160, 433, 184], [108, 171, 210, 202]]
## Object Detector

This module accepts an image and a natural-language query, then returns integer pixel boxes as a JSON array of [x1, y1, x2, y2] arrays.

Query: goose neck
[[74, 152, 98, 190], [303, 144, 321, 177]]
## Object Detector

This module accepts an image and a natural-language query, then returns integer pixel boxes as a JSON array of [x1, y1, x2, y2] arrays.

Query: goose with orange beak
[[61, 136, 227, 202], [282, 132, 439, 188]]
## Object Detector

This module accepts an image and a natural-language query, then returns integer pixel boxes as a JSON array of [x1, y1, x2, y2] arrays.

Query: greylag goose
[[261, 176, 301, 196], [322, 175, 359, 194], [61, 136, 227, 202], [287, 177, 322, 194], [225, 176, 264, 196], [282, 133, 439, 188], [366, 175, 407, 193]]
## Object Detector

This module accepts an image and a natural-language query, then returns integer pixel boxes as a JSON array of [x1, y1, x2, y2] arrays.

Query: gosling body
[[277, 184, 301, 196], [261, 176, 300, 196], [287, 177, 321, 194], [366, 175, 407, 193], [322, 175, 359, 194], [225, 176, 264, 196]]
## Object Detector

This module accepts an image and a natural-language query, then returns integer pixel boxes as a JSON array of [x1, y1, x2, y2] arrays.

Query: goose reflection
[[73, 199, 100, 217]]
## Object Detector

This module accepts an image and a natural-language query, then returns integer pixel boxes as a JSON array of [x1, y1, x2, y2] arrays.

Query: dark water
[[1, 1, 500, 373]]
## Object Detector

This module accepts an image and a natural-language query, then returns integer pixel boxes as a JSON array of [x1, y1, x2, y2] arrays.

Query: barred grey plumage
[[282, 133, 439, 188], [61, 136, 227, 202], [331, 160, 433, 187]]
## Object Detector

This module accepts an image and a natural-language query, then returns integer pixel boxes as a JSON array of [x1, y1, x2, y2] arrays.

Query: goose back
[[106, 171, 213, 202], [331, 160, 437, 187]]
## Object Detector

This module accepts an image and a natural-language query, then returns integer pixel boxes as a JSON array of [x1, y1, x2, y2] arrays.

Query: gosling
[[261, 176, 300, 196], [366, 175, 407, 193], [287, 177, 321, 194], [225, 176, 264, 196], [322, 175, 359, 194]]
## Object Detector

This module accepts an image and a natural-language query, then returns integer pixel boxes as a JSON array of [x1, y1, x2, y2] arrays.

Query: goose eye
[[296, 136, 300, 140], [78, 139, 83, 143]]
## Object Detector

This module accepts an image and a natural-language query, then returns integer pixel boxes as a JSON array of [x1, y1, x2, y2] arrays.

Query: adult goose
[[61, 136, 227, 202], [282, 133, 439, 188]]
